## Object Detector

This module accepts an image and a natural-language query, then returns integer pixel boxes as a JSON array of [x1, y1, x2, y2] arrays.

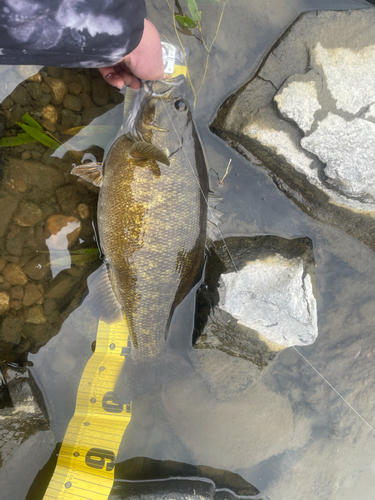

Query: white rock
[[313, 42, 375, 115], [274, 78, 321, 132], [218, 254, 318, 347], [301, 113, 375, 200]]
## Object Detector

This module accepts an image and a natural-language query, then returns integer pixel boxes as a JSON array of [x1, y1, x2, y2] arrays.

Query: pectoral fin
[[71, 162, 103, 187], [130, 141, 170, 166]]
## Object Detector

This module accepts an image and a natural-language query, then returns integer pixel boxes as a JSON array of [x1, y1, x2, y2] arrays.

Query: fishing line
[[159, 94, 375, 438]]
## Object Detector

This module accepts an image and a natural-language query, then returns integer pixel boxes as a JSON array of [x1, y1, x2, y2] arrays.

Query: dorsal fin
[[130, 141, 170, 166], [71, 162, 103, 187]]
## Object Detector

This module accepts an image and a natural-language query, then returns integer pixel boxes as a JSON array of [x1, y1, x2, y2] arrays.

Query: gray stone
[[63, 94, 82, 112], [25, 305, 47, 324], [194, 236, 317, 362], [218, 253, 317, 347], [92, 78, 110, 106], [26, 81, 43, 101], [43, 77, 67, 105], [23, 282, 43, 307], [211, 8, 375, 251], [6, 158, 65, 191], [3, 263, 28, 286], [23, 255, 50, 281], [0, 192, 18, 238], [301, 113, 375, 200], [13, 201, 43, 227], [60, 109, 82, 130], [1, 316, 23, 344]]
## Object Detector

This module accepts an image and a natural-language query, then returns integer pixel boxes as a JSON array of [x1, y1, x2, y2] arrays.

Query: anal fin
[[85, 263, 123, 323]]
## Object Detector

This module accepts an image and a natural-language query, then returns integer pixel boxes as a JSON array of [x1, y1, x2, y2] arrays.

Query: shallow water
[[1, 0, 375, 499]]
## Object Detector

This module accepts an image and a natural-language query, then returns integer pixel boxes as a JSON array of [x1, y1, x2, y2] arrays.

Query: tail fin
[[114, 349, 194, 403]]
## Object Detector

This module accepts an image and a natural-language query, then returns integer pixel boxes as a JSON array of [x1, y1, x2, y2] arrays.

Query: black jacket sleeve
[[0, 0, 146, 67]]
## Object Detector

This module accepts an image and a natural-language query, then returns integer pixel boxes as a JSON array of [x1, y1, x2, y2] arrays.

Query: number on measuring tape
[[85, 448, 115, 471]]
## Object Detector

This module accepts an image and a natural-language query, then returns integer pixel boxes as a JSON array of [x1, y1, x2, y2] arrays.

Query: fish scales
[[98, 83, 208, 362]]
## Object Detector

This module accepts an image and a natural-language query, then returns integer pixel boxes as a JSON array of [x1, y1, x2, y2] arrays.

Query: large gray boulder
[[194, 236, 317, 369], [211, 8, 375, 250]]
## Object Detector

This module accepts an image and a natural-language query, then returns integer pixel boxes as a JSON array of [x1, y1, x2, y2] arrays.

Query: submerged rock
[[211, 8, 375, 250], [194, 236, 317, 368]]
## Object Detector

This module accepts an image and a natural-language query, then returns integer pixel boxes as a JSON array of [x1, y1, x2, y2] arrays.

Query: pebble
[[46, 276, 72, 299], [21, 151, 32, 161], [13, 200, 43, 227], [80, 92, 93, 110], [0, 316, 23, 344], [10, 285, 24, 300], [10, 85, 31, 107], [56, 185, 82, 213], [43, 297, 56, 316], [63, 94, 82, 112], [0, 257, 6, 271], [77, 203, 89, 220], [45, 214, 82, 248], [68, 81, 82, 96], [0, 291, 10, 313], [14, 179, 27, 192], [26, 81, 43, 101], [75, 73, 91, 93], [41, 104, 58, 124], [23, 255, 49, 281], [0, 193, 19, 238], [3, 263, 28, 285], [60, 109, 82, 130], [92, 78, 110, 106], [23, 282, 43, 307], [25, 305, 47, 324], [10, 300, 23, 310], [6, 229, 25, 256], [43, 77, 68, 105]]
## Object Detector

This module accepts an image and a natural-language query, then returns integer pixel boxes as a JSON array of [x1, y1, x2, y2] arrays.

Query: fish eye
[[174, 99, 187, 111]]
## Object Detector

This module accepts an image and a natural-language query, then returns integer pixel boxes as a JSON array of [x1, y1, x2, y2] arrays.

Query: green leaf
[[0, 133, 37, 147], [175, 13, 197, 28], [187, 0, 201, 22], [196, 0, 218, 3], [17, 122, 60, 149], [21, 113, 44, 131]]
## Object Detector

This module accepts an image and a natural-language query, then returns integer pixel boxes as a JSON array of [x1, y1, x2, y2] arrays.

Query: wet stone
[[41, 104, 58, 124], [211, 8, 375, 251], [23, 282, 43, 307], [60, 109, 82, 130], [92, 78, 110, 106], [75, 73, 91, 93], [0, 316, 23, 344], [43, 297, 56, 316], [44, 77, 68, 105], [25, 305, 47, 324], [68, 81, 82, 96], [0, 192, 19, 238], [23, 321, 51, 347], [63, 94, 82, 112], [45, 214, 82, 249], [10, 300, 22, 310], [6, 228, 25, 256], [3, 263, 28, 286], [7, 158, 65, 191], [46, 275, 72, 299], [13, 201, 43, 227], [10, 285, 24, 300], [0, 258, 6, 272], [80, 92, 93, 110], [56, 185, 82, 214], [195, 236, 317, 365], [77, 203, 89, 220], [23, 255, 49, 281], [26, 81, 43, 101], [10, 84, 31, 106], [0, 291, 10, 313]]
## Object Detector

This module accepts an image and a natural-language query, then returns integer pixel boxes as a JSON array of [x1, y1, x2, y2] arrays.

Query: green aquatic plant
[[0, 113, 60, 149], [44, 248, 100, 268], [169, 0, 226, 107]]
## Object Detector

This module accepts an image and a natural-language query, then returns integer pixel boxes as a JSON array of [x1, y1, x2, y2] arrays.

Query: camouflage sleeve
[[0, 0, 146, 67]]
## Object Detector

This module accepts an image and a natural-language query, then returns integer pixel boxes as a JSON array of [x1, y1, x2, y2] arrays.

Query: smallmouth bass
[[72, 79, 209, 399]]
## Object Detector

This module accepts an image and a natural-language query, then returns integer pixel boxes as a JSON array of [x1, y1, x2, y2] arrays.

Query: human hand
[[99, 19, 164, 90]]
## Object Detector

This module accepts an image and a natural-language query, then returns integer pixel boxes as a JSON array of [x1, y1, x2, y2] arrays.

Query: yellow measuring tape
[[43, 318, 131, 500]]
